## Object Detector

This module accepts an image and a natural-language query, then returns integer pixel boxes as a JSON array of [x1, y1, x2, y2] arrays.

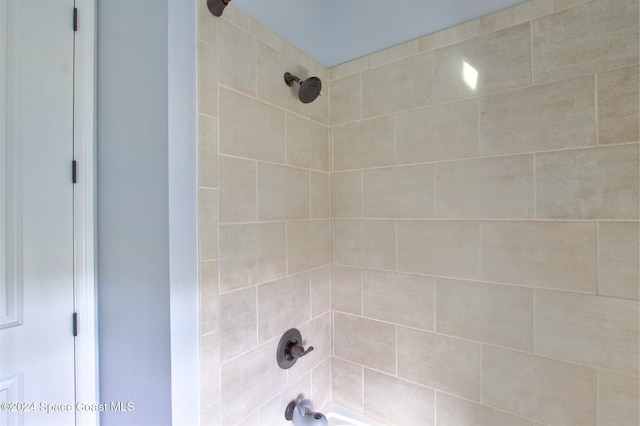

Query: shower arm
[[284, 72, 302, 86]]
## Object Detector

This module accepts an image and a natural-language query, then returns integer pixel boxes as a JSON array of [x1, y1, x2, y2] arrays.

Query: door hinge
[[72, 160, 77, 183], [73, 7, 78, 31], [72, 312, 78, 336]]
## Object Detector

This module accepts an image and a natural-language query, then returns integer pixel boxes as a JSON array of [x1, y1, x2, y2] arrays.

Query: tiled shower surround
[[197, 0, 639, 424]]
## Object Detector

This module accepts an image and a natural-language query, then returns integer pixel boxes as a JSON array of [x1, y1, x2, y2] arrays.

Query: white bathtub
[[321, 402, 386, 426]]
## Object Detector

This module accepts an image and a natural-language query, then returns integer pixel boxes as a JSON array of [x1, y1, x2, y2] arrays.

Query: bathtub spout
[[285, 399, 328, 426]]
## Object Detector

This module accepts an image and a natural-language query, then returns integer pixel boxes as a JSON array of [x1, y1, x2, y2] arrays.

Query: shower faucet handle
[[277, 328, 315, 369], [289, 342, 314, 359]]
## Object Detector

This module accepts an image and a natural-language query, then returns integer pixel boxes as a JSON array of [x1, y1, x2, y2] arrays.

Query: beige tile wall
[[197, 2, 331, 424], [329, 1, 639, 425], [198, 0, 639, 425]]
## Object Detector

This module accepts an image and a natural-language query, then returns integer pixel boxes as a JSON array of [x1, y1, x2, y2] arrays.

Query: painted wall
[[197, 2, 332, 424], [329, 0, 639, 424], [97, 0, 199, 424], [233, 0, 529, 67]]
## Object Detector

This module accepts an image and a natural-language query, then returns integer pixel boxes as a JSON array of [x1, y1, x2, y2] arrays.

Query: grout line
[[329, 142, 640, 174], [533, 153, 537, 219], [254, 161, 259, 222], [359, 73, 363, 121], [284, 112, 288, 165], [479, 344, 484, 405], [433, 278, 438, 333], [529, 19, 534, 86], [433, 164, 438, 218], [218, 152, 330, 173], [434, 391, 438, 425], [394, 220, 398, 272], [594, 73, 600, 146], [255, 287, 260, 348], [478, 221, 483, 282], [532, 289, 537, 354], [595, 369, 600, 425], [215, 20, 223, 422], [360, 170, 365, 218], [394, 325, 398, 377], [596, 221, 601, 296], [393, 113, 397, 166], [361, 364, 365, 413]]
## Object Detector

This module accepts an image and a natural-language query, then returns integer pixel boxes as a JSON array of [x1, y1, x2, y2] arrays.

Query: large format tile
[[198, 114, 218, 188], [219, 287, 257, 363], [397, 220, 480, 279], [532, 0, 639, 84], [219, 89, 286, 163], [598, 222, 639, 300], [331, 171, 363, 218], [287, 220, 331, 274], [535, 144, 639, 220], [597, 66, 640, 145], [334, 313, 396, 374], [286, 113, 329, 171], [364, 369, 435, 426], [534, 290, 639, 375], [436, 278, 533, 351], [199, 261, 219, 335], [598, 371, 640, 426], [218, 19, 256, 96], [310, 266, 330, 318], [257, 273, 310, 344], [436, 393, 533, 426], [198, 188, 218, 262], [397, 327, 481, 401], [332, 116, 395, 171], [197, 41, 217, 117], [219, 223, 286, 291], [482, 346, 597, 425], [331, 266, 362, 315], [434, 23, 531, 103], [330, 73, 362, 126], [333, 220, 396, 270], [220, 340, 287, 425], [436, 155, 534, 219], [363, 164, 434, 218], [311, 359, 331, 411], [331, 358, 363, 412], [218, 156, 256, 223], [200, 331, 221, 407], [363, 270, 434, 331], [396, 99, 479, 164], [363, 52, 434, 117], [310, 172, 330, 219], [257, 163, 309, 221], [480, 76, 595, 156], [481, 221, 597, 292]]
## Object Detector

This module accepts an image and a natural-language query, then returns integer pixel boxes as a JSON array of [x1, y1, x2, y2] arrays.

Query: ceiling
[[233, 0, 529, 67]]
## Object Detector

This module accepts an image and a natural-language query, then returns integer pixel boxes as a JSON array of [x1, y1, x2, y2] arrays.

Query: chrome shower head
[[284, 72, 322, 104]]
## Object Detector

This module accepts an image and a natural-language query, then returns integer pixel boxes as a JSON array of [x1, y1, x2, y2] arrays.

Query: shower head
[[284, 72, 322, 104], [207, 0, 231, 16]]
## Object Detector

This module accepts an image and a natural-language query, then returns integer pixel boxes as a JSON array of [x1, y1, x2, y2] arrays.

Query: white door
[[0, 0, 76, 425]]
